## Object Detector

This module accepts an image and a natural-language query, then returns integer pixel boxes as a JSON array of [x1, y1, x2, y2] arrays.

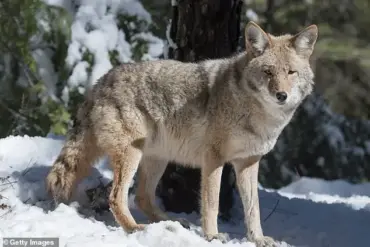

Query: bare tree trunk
[[158, 0, 243, 220]]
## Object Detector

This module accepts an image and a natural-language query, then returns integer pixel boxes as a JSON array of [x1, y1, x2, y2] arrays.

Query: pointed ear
[[245, 21, 271, 57], [290, 24, 318, 59]]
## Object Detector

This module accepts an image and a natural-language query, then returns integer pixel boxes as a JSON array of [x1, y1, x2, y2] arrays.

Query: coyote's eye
[[264, 70, 272, 76], [288, 70, 297, 75]]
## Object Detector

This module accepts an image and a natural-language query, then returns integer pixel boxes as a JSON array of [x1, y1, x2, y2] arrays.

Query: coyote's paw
[[204, 233, 230, 243], [251, 236, 279, 247], [127, 224, 147, 234]]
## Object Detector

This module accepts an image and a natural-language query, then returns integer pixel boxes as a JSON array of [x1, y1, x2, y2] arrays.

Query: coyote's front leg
[[201, 153, 229, 243], [233, 156, 278, 247]]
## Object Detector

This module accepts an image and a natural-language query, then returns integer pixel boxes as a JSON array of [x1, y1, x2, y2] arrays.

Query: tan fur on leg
[[201, 151, 224, 240], [233, 156, 275, 245], [135, 157, 169, 222], [109, 144, 145, 233]]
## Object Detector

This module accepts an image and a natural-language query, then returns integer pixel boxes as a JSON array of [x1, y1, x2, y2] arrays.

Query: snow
[[165, 20, 177, 49], [171, 0, 178, 7], [32, 49, 58, 100], [43, 0, 72, 11], [1, 136, 370, 247], [68, 61, 90, 88], [280, 176, 370, 198], [64, 0, 163, 87], [117, 0, 152, 22], [38, 0, 164, 102], [245, 9, 258, 22], [278, 177, 370, 210], [66, 2, 127, 86], [133, 33, 165, 60]]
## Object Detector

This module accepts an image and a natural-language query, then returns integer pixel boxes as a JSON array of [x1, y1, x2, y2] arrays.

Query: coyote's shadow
[[11, 163, 130, 227], [11, 162, 201, 231]]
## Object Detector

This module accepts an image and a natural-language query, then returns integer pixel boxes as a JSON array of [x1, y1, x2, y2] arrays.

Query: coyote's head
[[243, 22, 318, 108]]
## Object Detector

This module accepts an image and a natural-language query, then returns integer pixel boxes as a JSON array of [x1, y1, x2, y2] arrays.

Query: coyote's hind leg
[[108, 141, 146, 233], [135, 156, 191, 229], [135, 156, 169, 222]]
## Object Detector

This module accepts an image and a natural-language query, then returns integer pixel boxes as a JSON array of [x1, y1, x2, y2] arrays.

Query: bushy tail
[[46, 104, 99, 204]]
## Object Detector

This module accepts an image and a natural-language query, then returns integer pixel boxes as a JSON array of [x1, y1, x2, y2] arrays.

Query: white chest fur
[[224, 110, 290, 161], [225, 130, 279, 161]]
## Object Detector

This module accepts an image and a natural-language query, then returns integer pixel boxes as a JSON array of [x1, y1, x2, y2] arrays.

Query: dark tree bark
[[264, 0, 275, 32], [158, 0, 243, 220]]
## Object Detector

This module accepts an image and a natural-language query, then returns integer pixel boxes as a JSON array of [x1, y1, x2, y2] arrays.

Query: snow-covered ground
[[0, 136, 370, 247]]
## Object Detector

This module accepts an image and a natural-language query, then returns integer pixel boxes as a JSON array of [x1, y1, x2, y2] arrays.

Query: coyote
[[46, 21, 318, 246]]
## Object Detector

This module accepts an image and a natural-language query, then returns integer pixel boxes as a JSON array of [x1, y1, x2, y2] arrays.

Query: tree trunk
[[158, 0, 243, 220]]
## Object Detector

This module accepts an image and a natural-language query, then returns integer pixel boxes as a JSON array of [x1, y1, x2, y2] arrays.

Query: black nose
[[276, 91, 287, 102]]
